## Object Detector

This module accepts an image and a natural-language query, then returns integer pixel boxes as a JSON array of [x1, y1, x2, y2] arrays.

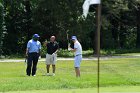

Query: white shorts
[[74, 55, 82, 68], [46, 54, 57, 65]]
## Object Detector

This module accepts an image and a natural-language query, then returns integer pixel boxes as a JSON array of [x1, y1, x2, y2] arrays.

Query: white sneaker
[[46, 73, 50, 76], [32, 75, 36, 77], [52, 73, 55, 76]]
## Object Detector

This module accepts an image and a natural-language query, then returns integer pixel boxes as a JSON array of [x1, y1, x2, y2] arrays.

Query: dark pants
[[26, 52, 39, 76]]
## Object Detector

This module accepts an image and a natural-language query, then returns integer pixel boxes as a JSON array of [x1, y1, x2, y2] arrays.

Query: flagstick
[[82, 0, 101, 92], [97, 4, 101, 93]]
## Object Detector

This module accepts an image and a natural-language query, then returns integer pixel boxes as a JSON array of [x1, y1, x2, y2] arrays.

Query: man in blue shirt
[[26, 34, 41, 76]]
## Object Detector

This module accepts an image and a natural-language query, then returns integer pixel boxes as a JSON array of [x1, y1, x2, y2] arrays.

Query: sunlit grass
[[0, 58, 140, 92]]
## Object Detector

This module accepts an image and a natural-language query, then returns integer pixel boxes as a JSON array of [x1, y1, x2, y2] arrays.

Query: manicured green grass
[[2, 86, 140, 93], [0, 58, 140, 93]]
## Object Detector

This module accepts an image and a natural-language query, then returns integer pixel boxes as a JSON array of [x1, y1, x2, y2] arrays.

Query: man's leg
[[26, 53, 32, 76], [32, 53, 39, 76], [52, 65, 55, 74], [75, 67, 80, 77], [52, 54, 56, 76], [74, 56, 81, 77], [46, 54, 51, 75], [47, 64, 50, 73]]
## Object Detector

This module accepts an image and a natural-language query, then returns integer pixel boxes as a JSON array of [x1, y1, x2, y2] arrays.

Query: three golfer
[[69, 36, 82, 77], [45, 36, 59, 76], [25, 35, 82, 77], [26, 34, 41, 76]]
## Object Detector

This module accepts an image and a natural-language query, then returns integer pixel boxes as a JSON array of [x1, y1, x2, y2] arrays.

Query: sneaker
[[52, 73, 55, 76], [46, 73, 50, 76], [32, 75, 36, 77]]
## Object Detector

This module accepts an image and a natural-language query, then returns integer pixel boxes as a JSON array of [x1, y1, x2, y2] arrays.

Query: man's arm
[[39, 42, 41, 56], [26, 48, 29, 57], [70, 43, 77, 52], [54, 42, 59, 54], [71, 48, 77, 52], [39, 49, 41, 56], [54, 49, 58, 54]]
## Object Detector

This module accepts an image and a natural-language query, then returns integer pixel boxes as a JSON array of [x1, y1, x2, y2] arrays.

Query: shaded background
[[0, 0, 140, 56]]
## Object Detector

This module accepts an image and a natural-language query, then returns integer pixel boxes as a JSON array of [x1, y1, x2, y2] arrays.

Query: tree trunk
[[119, 25, 126, 48], [136, 4, 140, 48], [93, 29, 97, 54], [24, 0, 32, 40], [111, 18, 120, 48], [0, 3, 4, 55]]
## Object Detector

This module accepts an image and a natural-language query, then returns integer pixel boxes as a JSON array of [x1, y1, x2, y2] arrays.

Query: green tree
[[0, 1, 5, 55], [1, 0, 140, 56], [101, 0, 137, 49], [2, 0, 29, 54]]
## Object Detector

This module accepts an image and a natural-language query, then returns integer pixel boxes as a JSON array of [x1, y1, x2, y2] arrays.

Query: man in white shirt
[[69, 36, 82, 77]]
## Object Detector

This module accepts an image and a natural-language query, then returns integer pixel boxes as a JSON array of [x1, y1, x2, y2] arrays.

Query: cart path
[[0, 55, 140, 62]]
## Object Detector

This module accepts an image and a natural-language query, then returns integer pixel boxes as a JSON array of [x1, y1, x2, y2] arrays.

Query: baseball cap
[[33, 34, 40, 38], [71, 36, 77, 40]]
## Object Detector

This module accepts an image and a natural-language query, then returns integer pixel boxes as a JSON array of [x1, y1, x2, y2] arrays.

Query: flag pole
[[82, 0, 101, 93], [97, 3, 101, 93]]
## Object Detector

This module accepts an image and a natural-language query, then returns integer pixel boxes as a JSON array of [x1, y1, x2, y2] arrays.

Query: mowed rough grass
[[0, 58, 140, 93]]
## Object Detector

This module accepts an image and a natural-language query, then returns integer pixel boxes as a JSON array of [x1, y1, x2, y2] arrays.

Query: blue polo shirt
[[27, 39, 41, 53]]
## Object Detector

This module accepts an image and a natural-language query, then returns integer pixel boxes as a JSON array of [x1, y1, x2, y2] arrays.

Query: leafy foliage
[[0, 2, 5, 55], [0, 0, 140, 55]]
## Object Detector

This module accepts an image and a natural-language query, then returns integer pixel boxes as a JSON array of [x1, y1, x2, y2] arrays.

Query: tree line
[[0, 0, 140, 55]]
